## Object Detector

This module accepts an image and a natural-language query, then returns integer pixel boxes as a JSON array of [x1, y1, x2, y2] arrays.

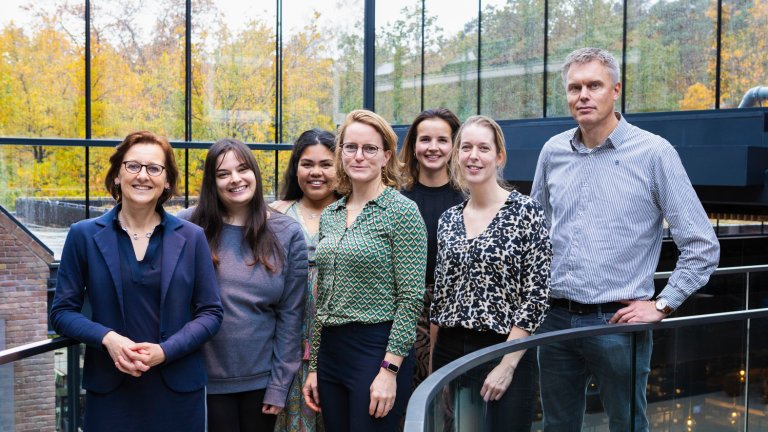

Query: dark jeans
[[537, 306, 652, 432], [317, 321, 415, 432], [207, 389, 277, 432], [432, 326, 537, 432]]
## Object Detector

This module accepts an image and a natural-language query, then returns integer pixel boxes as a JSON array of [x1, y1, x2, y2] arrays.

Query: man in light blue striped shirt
[[532, 47, 719, 432]]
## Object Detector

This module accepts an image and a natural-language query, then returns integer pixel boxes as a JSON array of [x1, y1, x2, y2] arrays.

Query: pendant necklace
[[299, 200, 320, 220], [118, 214, 156, 241]]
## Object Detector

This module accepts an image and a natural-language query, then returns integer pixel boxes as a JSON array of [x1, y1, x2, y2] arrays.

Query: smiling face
[[297, 144, 336, 203], [116, 143, 169, 209], [457, 124, 503, 189], [414, 118, 453, 178], [214, 150, 258, 213], [341, 121, 391, 187], [565, 60, 621, 131]]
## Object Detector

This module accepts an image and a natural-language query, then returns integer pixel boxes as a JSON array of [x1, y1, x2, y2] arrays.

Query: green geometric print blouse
[[310, 187, 427, 371]]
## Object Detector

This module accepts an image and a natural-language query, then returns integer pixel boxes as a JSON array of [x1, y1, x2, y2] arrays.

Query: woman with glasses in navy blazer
[[50, 131, 223, 432]]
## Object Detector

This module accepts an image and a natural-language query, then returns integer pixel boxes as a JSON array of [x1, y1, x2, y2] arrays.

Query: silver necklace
[[118, 215, 156, 241], [299, 200, 320, 220]]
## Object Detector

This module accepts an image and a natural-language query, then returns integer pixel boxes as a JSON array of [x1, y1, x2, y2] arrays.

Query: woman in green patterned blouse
[[302, 110, 427, 432]]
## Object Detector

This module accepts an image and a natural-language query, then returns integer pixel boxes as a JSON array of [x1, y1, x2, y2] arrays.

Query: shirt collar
[[569, 112, 628, 153], [328, 186, 396, 212]]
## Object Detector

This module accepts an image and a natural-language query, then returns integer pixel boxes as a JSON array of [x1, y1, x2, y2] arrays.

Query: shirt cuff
[[659, 284, 688, 311], [264, 384, 288, 408]]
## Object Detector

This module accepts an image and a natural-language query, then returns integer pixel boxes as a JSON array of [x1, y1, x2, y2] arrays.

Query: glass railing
[[0, 337, 79, 431], [405, 264, 768, 432]]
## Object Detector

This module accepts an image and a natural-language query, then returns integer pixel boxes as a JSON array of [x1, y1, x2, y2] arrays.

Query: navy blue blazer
[[50, 206, 223, 394]]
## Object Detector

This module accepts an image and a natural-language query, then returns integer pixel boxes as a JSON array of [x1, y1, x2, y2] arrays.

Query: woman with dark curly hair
[[272, 128, 338, 432]]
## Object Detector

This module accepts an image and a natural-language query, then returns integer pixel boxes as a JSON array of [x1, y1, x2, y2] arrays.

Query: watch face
[[655, 298, 668, 310], [655, 298, 673, 314]]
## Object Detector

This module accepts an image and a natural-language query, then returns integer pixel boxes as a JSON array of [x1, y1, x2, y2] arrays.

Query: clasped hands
[[102, 331, 166, 377]]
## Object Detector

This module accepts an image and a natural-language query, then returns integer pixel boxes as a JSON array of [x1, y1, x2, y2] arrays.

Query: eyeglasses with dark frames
[[341, 143, 381, 158], [122, 161, 166, 177]]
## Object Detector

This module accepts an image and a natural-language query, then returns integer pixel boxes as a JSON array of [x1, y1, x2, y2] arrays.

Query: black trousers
[[432, 326, 537, 432], [207, 389, 277, 432], [317, 321, 415, 432]]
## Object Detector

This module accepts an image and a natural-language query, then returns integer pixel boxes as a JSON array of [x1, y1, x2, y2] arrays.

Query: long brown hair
[[190, 138, 283, 272], [399, 108, 461, 190]]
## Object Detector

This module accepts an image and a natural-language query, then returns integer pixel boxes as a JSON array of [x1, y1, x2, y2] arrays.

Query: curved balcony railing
[[405, 264, 768, 431]]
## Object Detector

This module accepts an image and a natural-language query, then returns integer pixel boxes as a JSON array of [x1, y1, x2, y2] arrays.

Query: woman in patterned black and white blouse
[[430, 115, 552, 431]]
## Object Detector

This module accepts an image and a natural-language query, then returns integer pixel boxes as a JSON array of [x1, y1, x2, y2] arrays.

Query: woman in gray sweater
[[178, 138, 307, 431]]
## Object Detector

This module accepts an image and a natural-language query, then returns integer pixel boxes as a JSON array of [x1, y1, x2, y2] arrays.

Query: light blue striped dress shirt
[[531, 114, 719, 310]]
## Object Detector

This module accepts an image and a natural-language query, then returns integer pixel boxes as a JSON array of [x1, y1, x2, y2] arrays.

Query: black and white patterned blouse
[[430, 190, 552, 335]]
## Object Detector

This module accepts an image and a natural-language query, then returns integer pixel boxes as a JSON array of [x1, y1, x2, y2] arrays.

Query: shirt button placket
[[568, 154, 590, 279]]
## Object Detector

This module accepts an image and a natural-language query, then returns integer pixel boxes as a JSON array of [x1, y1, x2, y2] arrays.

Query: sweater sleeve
[[264, 222, 308, 407]]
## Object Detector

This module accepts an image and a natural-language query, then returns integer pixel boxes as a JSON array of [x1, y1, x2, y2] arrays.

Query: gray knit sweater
[[177, 208, 308, 406]]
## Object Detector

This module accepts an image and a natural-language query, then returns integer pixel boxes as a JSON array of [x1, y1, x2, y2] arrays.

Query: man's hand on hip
[[609, 300, 666, 324]]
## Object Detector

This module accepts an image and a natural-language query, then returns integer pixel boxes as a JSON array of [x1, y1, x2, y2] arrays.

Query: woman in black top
[[398, 108, 464, 388]]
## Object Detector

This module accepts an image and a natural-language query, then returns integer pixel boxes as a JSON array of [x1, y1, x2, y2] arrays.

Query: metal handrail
[[654, 263, 768, 279], [0, 337, 77, 366], [404, 263, 768, 431]]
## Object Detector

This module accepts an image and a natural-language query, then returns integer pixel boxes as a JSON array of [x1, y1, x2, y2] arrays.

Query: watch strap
[[381, 360, 399, 374]]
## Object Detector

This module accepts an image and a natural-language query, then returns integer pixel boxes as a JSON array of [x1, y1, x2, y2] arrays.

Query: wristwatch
[[654, 297, 674, 315], [381, 360, 399, 375]]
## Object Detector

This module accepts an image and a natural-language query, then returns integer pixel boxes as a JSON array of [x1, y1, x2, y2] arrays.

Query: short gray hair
[[562, 47, 620, 86]]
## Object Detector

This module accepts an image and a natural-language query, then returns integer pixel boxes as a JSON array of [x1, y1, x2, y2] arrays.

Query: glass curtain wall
[[479, 0, 544, 120], [1, 0, 766, 253], [721, 0, 768, 108], [0, 2, 86, 218], [625, 0, 717, 112], [375, 0, 423, 124]]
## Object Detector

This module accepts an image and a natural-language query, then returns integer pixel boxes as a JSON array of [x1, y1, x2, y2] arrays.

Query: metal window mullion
[[543, 0, 549, 118], [185, 0, 192, 207], [621, 0, 628, 113], [85, 0, 91, 218], [476, 0, 482, 115], [363, 0, 375, 111], [275, 0, 283, 197], [715, 0, 722, 109], [420, 0, 425, 112]]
